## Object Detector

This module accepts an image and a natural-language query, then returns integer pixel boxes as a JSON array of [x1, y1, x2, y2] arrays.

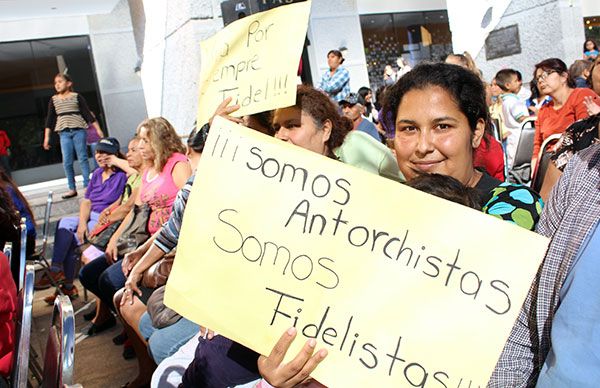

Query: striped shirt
[[45, 92, 95, 132], [153, 175, 194, 253]]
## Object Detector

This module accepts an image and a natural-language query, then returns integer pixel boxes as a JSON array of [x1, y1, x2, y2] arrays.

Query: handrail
[[18, 217, 27, 291], [11, 265, 35, 388], [42, 295, 75, 387]]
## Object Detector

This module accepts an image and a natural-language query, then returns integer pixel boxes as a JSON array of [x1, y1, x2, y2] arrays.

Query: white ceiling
[[0, 0, 121, 22]]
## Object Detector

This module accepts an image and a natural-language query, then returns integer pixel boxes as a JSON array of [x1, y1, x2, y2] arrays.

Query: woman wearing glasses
[[532, 58, 599, 166]]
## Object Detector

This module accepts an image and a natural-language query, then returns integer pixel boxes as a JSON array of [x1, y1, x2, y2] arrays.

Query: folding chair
[[41, 295, 75, 388], [531, 133, 562, 193], [29, 192, 60, 289], [3, 242, 11, 263], [507, 118, 536, 185], [10, 264, 35, 388]]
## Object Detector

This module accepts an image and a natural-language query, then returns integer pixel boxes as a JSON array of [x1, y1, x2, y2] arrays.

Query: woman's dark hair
[[589, 57, 600, 93], [295, 85, 352, 153], [248, 110, 274, 136], [357, 86, 373, 116], [374, 85, 388, 111], [382, 62, 490, 137], [529, 78, 540, 100], [187, 124, 209, 153], [54, 73, 74, 91], [327, 49, 345, 64], [0, 169, 35, 225], [407, 173, 481, 210], [584, 39, 599, 53], [534, 58, 576, 88]]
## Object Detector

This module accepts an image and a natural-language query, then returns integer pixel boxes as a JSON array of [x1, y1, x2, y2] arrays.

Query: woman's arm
[[103, 186, 139, 224], [539, 163, 562, 203], [172, 161, 192, 189], [106, 155, 137, 176], [121, 243, 165, 305], [77, 199, 92, 243], [105, 208, 133, 261], [43, 99, 56, 150]]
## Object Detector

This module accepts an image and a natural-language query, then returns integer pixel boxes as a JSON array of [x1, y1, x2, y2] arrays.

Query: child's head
[[494, 69, 520, 94], [569, 59, 592, 80], [406, 173, 481, 210], [54, 73, 73, 93]]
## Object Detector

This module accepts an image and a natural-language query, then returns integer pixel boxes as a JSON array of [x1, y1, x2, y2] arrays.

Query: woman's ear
[[472, 119, 486, 148], [321, 119, 333, 144]]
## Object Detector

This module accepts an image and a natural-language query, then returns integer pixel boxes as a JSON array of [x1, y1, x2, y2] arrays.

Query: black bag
[[117, 203, 151, 255], [86, 221, 122, 250]]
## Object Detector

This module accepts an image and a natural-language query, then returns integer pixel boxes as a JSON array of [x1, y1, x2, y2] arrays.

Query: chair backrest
[[42, 295, 75, 388], [512, 119, 536, 167], [491, 118, 502, 143], [3, 242, 11, 263], [39, 191, 53, 258], [11, 265, 35, 388], [18, 218, 26, 291], [531, 133, 562, 192]]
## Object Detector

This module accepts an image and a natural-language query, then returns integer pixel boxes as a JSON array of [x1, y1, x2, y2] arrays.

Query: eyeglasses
[[536, 70, 558, 83]]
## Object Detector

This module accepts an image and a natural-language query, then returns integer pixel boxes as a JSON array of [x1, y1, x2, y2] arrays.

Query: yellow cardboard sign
[[196, 1, 310, 127], [166, 116, 549, 387]]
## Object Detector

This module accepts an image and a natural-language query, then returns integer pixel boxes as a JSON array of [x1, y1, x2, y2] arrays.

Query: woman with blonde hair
[[78, 118, 191, 386]]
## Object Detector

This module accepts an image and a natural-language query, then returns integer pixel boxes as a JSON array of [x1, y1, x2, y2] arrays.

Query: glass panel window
[[360, 10, 453, 89], [0, 36, 103, 172]]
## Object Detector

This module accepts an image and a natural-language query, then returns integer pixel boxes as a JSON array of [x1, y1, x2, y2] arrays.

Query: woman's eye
[[398, 126, 418, 133]]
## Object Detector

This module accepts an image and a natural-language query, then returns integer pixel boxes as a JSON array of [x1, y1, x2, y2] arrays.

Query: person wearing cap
[[339, 92, 381, 141], [318, 49, 350, 102], [37, 137, 128, 302]]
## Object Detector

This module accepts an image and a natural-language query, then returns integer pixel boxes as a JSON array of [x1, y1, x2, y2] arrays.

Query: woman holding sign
[[254, 63, 545, 387]]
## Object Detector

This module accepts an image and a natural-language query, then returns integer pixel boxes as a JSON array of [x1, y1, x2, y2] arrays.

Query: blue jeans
[[59, 128, 90, 190], [139, 313, 199, 364], [89, 142, 99, 170]]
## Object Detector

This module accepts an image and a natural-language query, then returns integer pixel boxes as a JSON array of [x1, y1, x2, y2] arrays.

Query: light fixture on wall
[[134, 58, 142, 76], [339, 46, 348, 58]]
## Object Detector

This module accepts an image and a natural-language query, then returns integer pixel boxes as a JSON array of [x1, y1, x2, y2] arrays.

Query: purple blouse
[[85, 168, 127, 213]]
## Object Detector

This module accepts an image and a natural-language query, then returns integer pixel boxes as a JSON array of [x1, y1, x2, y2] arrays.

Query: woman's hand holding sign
[[258, 327, 328, 388], [209, 97, 243, 126]]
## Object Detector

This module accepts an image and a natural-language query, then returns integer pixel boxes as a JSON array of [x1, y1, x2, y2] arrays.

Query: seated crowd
[[0, 51, 599, 388]]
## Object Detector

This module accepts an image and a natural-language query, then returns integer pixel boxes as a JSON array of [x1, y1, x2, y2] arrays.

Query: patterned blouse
[[551, 113, 600, 171]]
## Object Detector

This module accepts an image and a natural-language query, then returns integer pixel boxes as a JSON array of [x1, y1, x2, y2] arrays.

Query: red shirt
[[474, 133, 505, 181], [0, 131, 10, 157], [0, 252, 16, 378], [534, 88, 600, 159]]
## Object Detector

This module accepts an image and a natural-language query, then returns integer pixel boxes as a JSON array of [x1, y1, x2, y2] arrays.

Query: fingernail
[[287, 327, 296, 336], [319, 349, 328, 357], [308, 339, 316, 348]]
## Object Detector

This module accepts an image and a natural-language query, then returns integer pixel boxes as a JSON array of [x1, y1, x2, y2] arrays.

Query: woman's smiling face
[[393, 86, 484, 186]]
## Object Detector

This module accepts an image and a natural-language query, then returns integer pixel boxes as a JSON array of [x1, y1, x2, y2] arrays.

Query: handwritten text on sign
[[166, 116, 549, 387], [196, 1, 310, 126]]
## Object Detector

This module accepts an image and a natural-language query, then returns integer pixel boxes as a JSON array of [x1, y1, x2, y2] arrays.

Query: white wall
[[309, 0, 370, 92], [582, 0, 600, 16], [0, 16, 89, 42], [357, 0, 446, 15]]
